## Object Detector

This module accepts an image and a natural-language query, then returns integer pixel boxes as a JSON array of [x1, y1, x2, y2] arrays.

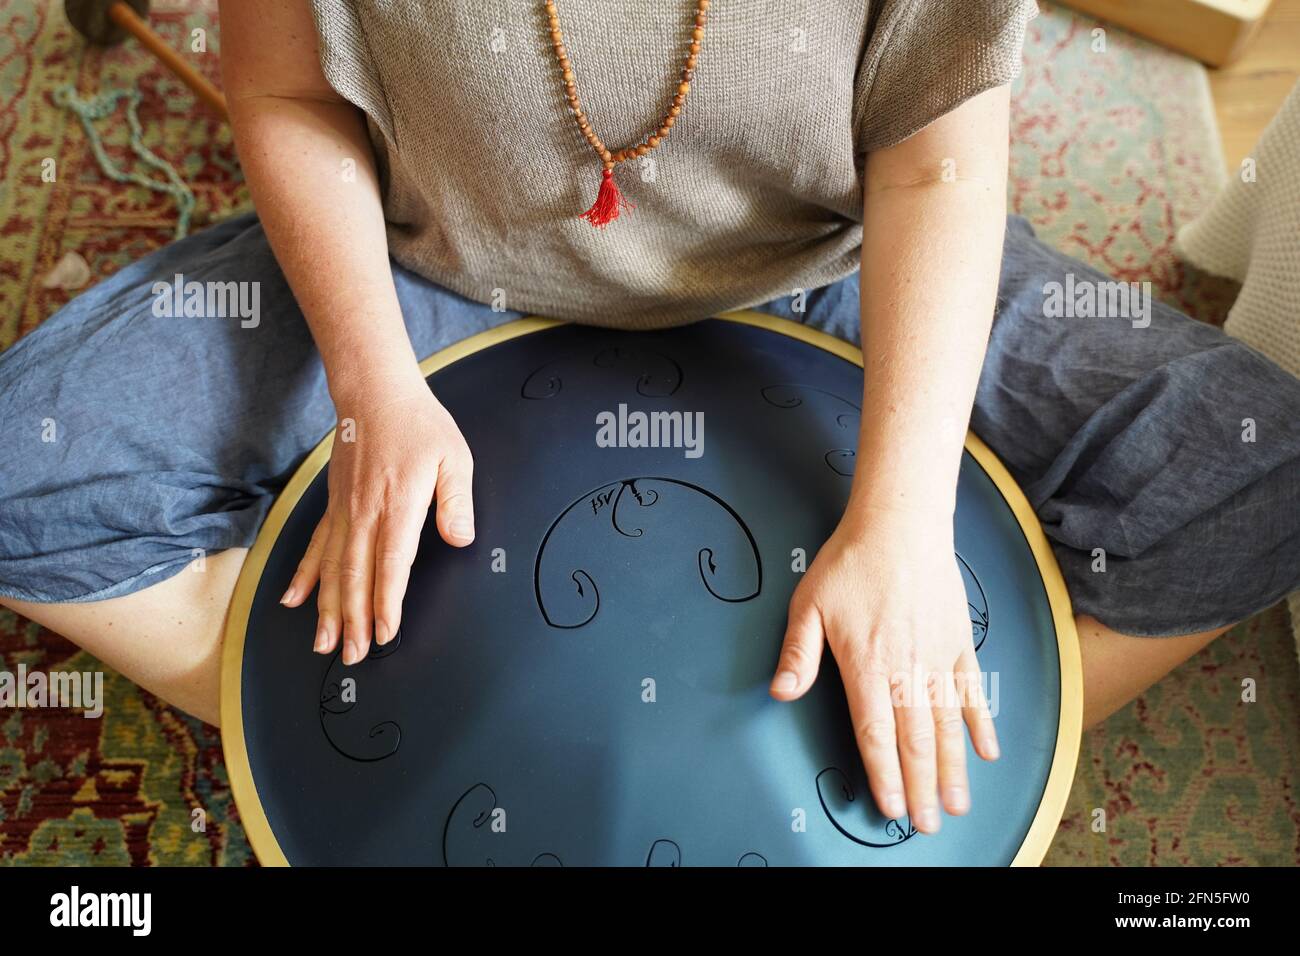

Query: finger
[[372, 506, 425, 646], [314, 513, 348, 656], [339, 515, 379, 665], [769, 596, 824, 700], [434, 450, 475, 547], [894, 667, 941, 834], [843, 661, 906, 821], [282, 513, 331, 608], [957, 646, 999, 761], [932, 670, 970, 817]]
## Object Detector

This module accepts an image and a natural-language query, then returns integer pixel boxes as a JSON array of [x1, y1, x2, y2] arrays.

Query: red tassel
[[580, 168, 634, 228]]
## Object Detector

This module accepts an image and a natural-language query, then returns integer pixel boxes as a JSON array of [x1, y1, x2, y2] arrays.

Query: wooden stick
[[107, 0, 229, 120]]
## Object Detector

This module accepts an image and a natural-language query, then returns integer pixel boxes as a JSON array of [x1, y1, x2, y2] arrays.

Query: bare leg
[[0, 548, 248, 727], [1077, 613, 1232, 728]]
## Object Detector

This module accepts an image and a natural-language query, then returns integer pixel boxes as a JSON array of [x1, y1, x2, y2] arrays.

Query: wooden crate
[[1060, 0, 1273, 66]]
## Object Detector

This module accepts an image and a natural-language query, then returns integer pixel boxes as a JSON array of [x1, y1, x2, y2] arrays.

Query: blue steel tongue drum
[[221, 313, 1081, 866]]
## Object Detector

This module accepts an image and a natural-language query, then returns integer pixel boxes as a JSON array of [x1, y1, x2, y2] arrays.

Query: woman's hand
[[769, 507, 998, 834], [279, 371, 475, 664], [225, 0, 463, 667]]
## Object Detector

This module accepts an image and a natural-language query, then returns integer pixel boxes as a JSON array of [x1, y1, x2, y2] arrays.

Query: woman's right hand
[[279, 370, 475, 664]]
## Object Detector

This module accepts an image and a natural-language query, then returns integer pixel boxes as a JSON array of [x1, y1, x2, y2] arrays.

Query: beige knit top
[[308, 0, 1037, 328]]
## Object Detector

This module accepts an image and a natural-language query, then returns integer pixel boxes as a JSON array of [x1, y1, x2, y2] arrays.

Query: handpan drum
[[221, 311, 1082, 867]]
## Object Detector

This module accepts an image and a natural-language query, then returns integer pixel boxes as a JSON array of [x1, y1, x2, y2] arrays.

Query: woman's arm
[[220, 0, 413, 400], [855, 84, 1009, 529], [771, 85, 1010, 832], [221, 0, 475, 664]]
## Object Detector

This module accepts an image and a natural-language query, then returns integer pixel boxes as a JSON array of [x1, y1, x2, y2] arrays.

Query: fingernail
[[280, 584, 297, 606], [313, 626, 329, 653], [771, 670, 798, 694], [375, 621, 390, 646], [450, 515, 474, 540], [917, 806, 940, 832], [884, 795, 906, 819], [944, 787, 970, 814], [342, 640, 358, 666], [985, 738, 1000, 760]]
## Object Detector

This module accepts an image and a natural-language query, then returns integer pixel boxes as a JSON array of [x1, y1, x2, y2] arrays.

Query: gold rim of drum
[[219, 310, 1082, 868]]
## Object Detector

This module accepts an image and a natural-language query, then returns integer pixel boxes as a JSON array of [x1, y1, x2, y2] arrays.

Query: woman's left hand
[[768, 506, 999, 834]]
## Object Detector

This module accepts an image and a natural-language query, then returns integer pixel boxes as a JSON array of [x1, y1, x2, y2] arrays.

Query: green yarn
[[54, 84, 196, 239]]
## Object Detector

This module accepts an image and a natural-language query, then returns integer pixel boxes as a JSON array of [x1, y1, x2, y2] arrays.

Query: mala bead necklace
[[544, 0, 710, 227]]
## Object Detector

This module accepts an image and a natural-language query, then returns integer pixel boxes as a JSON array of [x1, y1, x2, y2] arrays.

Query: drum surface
[[222, 312, 1081, 866]]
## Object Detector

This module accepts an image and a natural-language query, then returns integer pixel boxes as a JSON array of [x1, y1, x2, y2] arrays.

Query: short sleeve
[[308, 0, 398, 146], [854, 0, 1037, 155]]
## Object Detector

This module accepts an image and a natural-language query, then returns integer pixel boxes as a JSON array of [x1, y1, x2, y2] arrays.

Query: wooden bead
[[548, 0, 707, 169]]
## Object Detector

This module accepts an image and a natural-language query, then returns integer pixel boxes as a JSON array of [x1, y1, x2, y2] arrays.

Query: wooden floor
[[1208, 0, 1300, 167]]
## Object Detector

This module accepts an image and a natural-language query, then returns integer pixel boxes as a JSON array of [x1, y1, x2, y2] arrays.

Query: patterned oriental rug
[[0, 0, 1296, 866]]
